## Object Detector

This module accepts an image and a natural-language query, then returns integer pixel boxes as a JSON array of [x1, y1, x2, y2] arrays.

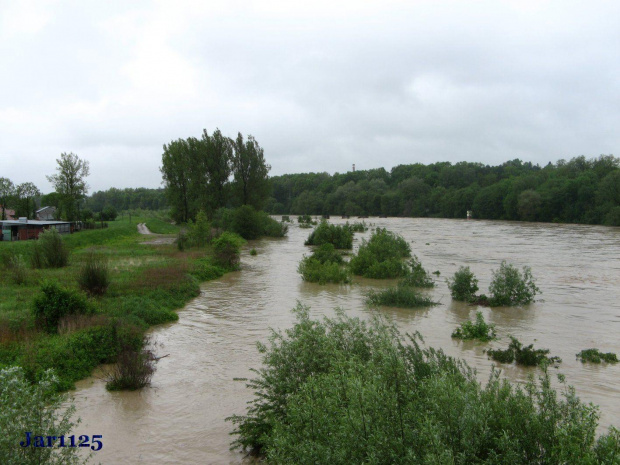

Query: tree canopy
[[46, 152, 90, 221]]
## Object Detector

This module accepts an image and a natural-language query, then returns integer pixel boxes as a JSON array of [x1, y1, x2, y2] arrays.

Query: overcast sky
[[1, 1, 619, 193]]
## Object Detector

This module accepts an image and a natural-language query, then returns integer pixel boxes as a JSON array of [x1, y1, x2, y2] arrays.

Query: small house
[[36, 206, 57, 221], [0, 218, 73, 242]]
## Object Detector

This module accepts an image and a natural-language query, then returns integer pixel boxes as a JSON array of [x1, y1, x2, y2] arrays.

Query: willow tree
[[46, 153, 90, 221]]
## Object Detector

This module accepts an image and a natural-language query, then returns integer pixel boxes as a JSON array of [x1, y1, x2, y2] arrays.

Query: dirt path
[[137, 223, 175, 245]]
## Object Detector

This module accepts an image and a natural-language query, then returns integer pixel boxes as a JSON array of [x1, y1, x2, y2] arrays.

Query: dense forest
[[265, 155, 620, 226]]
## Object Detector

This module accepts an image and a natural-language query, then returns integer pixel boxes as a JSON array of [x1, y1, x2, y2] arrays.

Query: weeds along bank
[[0, 218, 248, 390]]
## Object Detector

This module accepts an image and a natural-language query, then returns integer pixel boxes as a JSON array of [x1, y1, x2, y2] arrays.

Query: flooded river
[[72, 218, 620, 464]]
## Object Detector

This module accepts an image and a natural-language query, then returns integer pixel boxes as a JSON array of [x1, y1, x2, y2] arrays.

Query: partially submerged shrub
[[451, 311, 497, 341], [250, 248, 258, 256], [349, 228, 411, 278], [191, 258, 226, 281], [105, 336, 156, 391], [32, 283, 92, 333], [214, 206, 287, 239], [447, 266, 479, 301], [212, 232, 246, 270], [488, 336, 561, 366], [576, 349, 618, 364], [305, 221, 353, 249], [31, 227, 70, 268], [0, 367, 87, 464], [77, 252, 110, 296], [298, 244, 350, 284], [228, 304, 618, 463], [346, 221, 367, 232], [297, 214, 316, 225], [398, 255, 434, 288], [366, 285, 437, 308], [488, 261, 540, 306]]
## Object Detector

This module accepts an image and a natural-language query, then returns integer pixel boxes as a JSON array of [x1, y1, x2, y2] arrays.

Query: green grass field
[[0, 218, 230, 389]]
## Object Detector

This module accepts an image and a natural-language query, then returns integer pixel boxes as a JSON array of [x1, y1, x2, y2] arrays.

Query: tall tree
[[15, 182, 41, 219], [201, 128, 233, 216], [46, 153, 90, 221], [0, 177, 15, 220], [232, 133, 271, 209], [161, 139, 195, 223]]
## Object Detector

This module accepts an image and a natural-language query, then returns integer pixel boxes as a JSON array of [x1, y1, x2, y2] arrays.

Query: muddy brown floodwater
[[72, 218, 620, 464]]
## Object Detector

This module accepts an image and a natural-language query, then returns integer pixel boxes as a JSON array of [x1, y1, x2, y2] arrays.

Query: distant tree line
[[266, 155, 620, 226], [83, 187, 168, 214], [160, 129, 271, 223]]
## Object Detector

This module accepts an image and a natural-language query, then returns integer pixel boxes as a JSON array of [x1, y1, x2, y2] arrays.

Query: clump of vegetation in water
[[212, 232, 246, 270], [297, 214, 316, 225], [488, 261, 540, 306], [304, 221, 353, 249], [298, 244, 350, 284], [576, 349, 618, 364], [447, 266, 479, 302], [105, 335, 156, 391], [488, 336, 561, 366], [346, 221, 368, 232], [213, 206, 288, 239], [228, 304, 619, 463], [0, 367, 87, 464], [366, 285, 437, 308], [349, 228, 411, 278], [250, 248, 258, 256], [77, 252, 110, 296], [398, 255, 435, 288], [31, 227, 70, 268], [452, 312, 497, 342]]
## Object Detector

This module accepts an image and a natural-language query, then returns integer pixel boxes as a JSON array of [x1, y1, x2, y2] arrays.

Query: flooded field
[[72, 218, 620, 464]]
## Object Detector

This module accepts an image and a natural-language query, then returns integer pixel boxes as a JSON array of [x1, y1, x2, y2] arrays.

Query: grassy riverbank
[[0, 219, 229, 390]]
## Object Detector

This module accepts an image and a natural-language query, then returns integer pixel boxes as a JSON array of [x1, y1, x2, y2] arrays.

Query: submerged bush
[[452, 311, 497, 341], [488, 261, 540, 306], [447, 266, 479, 301], [488, 336, 561, 366], [214, 206, 288, 239], [228, 304, 618, 463], [212, 232, 246, 270], [190, 258, 226, 281], [349, 228, 411, 278], [576, 349, 618, 364], [0, 367, 87, 464], [305, 221, 353, 249], [298, 244, 350, 284], [77, 252, 110, 296], [32, 283, 92, 333], [366, 285, 437, 308], [31, 228, 70, 268], [398, 255, 435, 288], [346, 221, 368, 232], [105, 336, 155, 391]]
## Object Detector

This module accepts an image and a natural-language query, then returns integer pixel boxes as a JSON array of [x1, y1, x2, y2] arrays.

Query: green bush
[[31, 228, 70, 268], [77, 252, 110, 296], [105, 336, 155, 391], [305, 221, 353, 249], [452, 311, 497, 341], [349, 228, 411, 278], [488, 336, 561, 366], [0, 367, 87, 464], [346, 221, 368, 232], [186, 210, 212, 247], [5, 253, 28, 285], [488, 261, 540, 306], [228, 305, 618, 463], [32, 283, 92, 333], [398, 255, 434, 288], [576, 349, 618, 364], [366, 285, 437, 308], [250, 248, 258, 256], [447, 266, 479, 301], [297, 244, 350, 284], [212, 232, 246, 270], [214, 206, 288, 239], [190, 258, 226, 281]]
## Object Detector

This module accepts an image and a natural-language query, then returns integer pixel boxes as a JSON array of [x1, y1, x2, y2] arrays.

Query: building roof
[[36, 206, 55, 213]]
